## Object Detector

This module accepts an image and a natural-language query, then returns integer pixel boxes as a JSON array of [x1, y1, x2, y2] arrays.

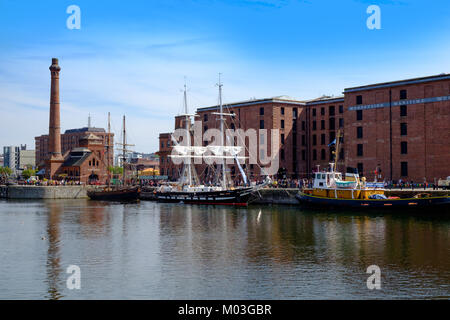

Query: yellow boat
[[297, 163, 450, 209], [303, 163, 384, 200]]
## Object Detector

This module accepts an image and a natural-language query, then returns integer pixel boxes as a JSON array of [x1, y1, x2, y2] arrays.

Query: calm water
[[0, 199, 449, 300]]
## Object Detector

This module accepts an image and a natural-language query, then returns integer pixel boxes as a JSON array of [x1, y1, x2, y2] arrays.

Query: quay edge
[[139, 188, 449, 205], [0, 185, 95, 199]]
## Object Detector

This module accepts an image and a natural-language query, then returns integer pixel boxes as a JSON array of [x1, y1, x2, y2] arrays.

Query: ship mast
[[218, 74, 226, 189], [184, 80, 193, 186], [115, 115, 135, 187], [107, 112, 111, 188], [122, 115, 126, 185]]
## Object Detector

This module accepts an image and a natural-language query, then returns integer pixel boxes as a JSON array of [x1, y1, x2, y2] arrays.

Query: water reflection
[[78, 201, 108, 237], [0, 200, 448, 299], [157, 205, 450, 298], [44, 201, 63, 300]]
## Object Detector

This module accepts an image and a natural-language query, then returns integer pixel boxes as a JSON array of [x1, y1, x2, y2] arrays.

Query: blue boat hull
[[296, 192, 450, 209]]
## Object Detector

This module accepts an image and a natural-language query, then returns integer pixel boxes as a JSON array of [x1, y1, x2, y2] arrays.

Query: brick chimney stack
[[47, 58, 64, 179]]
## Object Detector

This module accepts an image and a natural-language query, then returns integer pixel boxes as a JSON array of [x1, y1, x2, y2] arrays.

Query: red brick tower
[[47, 58, 64, 179]]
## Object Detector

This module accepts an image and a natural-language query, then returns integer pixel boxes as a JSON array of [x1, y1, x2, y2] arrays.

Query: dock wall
[[0, 185, 90, 199], [251, 188, 300, 205], [2, 186, 448, 202], [249, 188, 449, 205]]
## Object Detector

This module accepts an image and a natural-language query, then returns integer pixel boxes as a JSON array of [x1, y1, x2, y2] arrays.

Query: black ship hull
[[87, 187, 140, 201], [155, 187, 254, 206]]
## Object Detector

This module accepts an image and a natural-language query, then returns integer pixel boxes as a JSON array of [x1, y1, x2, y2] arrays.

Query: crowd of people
[[255, 177, 440, 190], [16, 179, 84, 186], [3, 175, 443, 191], [269, 178, 311, 189], [383, 180, 439, 190]]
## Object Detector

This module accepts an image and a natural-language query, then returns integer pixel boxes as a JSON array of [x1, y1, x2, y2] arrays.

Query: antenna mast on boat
[[218, 73, 226, 189], [333, 130, 342, 172]]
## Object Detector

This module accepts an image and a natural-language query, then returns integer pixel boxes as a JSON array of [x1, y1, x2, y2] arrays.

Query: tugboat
[[296, 133, 450, 209], [155, 77, 268, 206], [87, 114, 140, 201]]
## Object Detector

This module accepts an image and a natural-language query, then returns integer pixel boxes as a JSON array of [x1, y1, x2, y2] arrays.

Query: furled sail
[[235, 154, 248, 185], [170, 145, 245, 159]]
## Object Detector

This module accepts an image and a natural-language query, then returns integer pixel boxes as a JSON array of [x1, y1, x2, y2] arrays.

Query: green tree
[[108, 166, 123, 175], [22, 169, 36, 180], [0, 167, 12, 176]]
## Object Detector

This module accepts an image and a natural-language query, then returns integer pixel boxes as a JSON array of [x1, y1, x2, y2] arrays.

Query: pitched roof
[[197, 96, 306, 112], [62, 149, 92, 167], [344, 73, 450, 92], [64, 127, 106, 134]]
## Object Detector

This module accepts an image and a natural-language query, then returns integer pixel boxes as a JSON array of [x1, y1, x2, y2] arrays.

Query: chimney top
[[49, 58, 61, 72]]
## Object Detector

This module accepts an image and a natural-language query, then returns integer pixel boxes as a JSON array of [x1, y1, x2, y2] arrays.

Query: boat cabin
[[313, 171, 342, 189]]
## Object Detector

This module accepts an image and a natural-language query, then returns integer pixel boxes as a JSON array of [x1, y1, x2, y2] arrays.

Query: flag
[[328, 139, 336, 147]]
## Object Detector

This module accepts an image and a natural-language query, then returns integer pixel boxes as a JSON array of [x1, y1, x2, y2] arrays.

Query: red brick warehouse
[[159, 74, 450, 184], [344, 74, 450, 183]]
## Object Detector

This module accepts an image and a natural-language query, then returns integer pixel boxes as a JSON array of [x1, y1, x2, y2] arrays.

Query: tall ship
[[296, 133, 450, 208], [87, 114, 140, 201], [155, 77, 268, 206]]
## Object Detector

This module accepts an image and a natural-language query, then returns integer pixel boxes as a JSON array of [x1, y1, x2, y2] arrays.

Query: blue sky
[[1, 0, 449, 153]]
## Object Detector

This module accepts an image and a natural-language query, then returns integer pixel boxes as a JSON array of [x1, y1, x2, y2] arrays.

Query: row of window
[[356, 105, 408, 121], [356, 141, 408, 157], [206, 105, 345, 121], [259, 107, 298, 118], [192, 105, 408, 145], [89, 159, 99, 167], [306, 118, 344, 131], [278, 148, 344, 162], [162, 157, 409, 178], [161, 141, 171, 148], [304, 149, 344, 161], [201, 102, 408, 134], [301, 133, 340, 146], [356, 162, 409, 177], [356, 89, 408, 105], [356, 123, 407, 139], [311, 105, 344, 117]]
